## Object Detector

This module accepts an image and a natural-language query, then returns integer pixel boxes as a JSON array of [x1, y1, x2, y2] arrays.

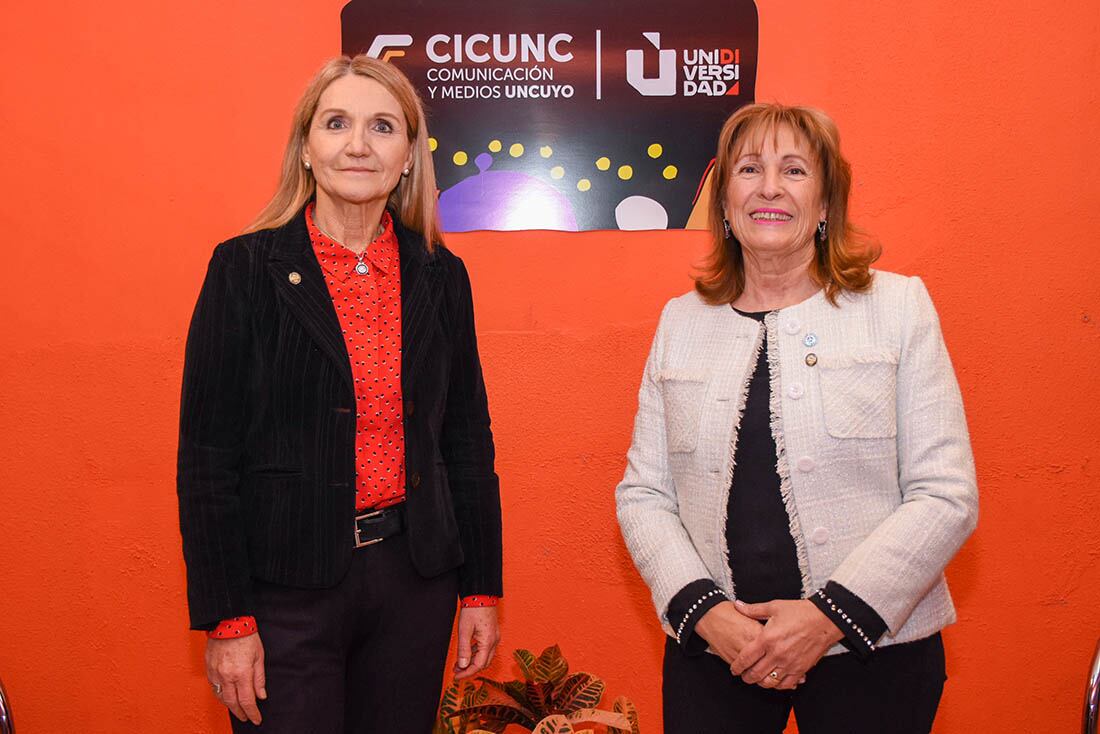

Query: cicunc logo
[[626, 32, 676, 97], [366, 34, 414, 61]]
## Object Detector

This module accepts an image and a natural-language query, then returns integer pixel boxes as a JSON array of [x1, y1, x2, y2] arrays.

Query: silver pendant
[[355, 262, 369, 275]]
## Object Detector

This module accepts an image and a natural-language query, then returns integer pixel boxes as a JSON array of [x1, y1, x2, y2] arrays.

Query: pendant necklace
[[315, 216, 382, 277]]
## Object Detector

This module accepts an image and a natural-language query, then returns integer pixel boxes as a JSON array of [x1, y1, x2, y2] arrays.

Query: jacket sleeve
[[177, 243, 254, 630], [828, 276, 979, 634], [439, 255, 503, 598], [616, 302, 716, 631]]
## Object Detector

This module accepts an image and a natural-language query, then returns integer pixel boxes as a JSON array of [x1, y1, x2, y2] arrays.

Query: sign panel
[[342, 0, 758, 231]]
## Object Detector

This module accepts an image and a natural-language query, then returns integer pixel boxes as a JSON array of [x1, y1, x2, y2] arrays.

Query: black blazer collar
[[264, 207, 442, 396], [266, 210, 353, 390]]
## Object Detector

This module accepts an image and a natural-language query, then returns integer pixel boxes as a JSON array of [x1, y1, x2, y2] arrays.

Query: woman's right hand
[[693, 600, 763, 665], [206, 635, 267, 725]]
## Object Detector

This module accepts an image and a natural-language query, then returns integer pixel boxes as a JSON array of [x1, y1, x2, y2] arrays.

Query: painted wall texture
[[1, 0, 1098, 732]]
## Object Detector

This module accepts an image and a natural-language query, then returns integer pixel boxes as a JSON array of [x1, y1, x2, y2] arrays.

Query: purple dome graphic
[[439, 153, 579, 232]]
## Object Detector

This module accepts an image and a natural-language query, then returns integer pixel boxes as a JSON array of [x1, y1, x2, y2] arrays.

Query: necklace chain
[[314, 218, 385, 255], [313, 214, 384, 276]]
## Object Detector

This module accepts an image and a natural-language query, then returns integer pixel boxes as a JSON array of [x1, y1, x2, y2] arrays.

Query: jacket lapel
[[395, 219, 442, 397], [266, 212, 354, 391]]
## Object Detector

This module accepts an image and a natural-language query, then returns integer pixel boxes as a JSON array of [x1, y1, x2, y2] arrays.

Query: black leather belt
[[354, 503, 406, 548]]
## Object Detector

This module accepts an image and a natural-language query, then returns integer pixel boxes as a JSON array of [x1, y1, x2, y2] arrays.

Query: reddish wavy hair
[[695, 104, 880, 305]]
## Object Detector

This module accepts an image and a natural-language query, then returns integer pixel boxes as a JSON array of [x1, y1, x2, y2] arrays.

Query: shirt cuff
[[461, 595, 498, 608], [809, 581, 887, 660], [206, 616, 258, 639], [666, 579, 728, 656]]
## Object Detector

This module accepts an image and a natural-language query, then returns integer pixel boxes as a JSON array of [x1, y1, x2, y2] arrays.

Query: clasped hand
[[694, 599, 842, 691]]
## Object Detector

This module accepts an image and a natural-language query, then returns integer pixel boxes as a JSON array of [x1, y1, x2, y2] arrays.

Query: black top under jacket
[[177, 209, 503, 630], [667, 310, 886, 658]]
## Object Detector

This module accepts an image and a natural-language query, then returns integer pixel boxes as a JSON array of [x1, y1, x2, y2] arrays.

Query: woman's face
[[724, 124, 826, 258], [303, 74, 413, 211]]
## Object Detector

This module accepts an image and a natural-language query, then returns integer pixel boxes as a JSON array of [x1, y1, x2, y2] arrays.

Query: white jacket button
[[796, 456, 816, 472], [787, 382, 805, 399], [784, 318, 801, 334], [811, 527, 829, 545]]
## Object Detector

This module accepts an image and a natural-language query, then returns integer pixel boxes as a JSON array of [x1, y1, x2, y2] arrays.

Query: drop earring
[[817, 220, 827, 240], [723, 218, 733, 240]]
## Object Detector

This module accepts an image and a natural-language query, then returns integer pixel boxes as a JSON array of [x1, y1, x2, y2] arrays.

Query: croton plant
[[433, 645, 641, 734]]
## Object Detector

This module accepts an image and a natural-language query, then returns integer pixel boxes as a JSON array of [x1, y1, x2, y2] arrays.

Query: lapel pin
[[288, 272, 302, 285]]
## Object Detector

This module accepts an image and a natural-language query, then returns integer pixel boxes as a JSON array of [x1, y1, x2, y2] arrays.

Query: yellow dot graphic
[[577, 178, 592, 192], [453, 151, 468, 166], [648, 143, 663, 158], [618, 165, 634, 180], [428, 137, 438, 152], [550, 166, 565, 179], [509, 143, 525, 157], [596, 157, 611, 171], [540, 145, 553, 158], [488, 140, 502, 152], [663, 165, 678, 180]]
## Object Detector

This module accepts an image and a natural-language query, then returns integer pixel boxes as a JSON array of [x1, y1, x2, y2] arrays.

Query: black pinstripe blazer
[[177, 209, 502, 630]]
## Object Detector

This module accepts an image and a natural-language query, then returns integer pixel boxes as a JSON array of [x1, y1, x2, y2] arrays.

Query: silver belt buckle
[[354, 509, 385, 548]]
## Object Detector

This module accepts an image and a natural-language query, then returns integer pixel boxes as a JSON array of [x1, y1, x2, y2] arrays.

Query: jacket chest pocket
[[658, 369, 708, 453], [816, 347, 899, 439]]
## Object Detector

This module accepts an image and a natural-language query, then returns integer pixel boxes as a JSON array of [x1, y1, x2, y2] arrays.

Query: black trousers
[[663, 633, 946, 734], [230, 531, 459, 734]]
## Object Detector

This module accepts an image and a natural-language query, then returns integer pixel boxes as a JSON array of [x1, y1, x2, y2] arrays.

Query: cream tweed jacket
[[615, 271, 978, 655]]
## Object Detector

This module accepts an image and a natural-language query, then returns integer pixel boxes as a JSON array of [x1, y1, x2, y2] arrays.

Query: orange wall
[[1, 1, 1098, 732]]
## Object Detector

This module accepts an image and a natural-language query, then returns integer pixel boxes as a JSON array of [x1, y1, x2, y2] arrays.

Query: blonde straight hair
[[245, 55, 443, 251]]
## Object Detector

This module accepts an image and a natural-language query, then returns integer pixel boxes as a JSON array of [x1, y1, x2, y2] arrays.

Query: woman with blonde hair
[[616, 103, 977, 733], [177, 54, 502, 733]]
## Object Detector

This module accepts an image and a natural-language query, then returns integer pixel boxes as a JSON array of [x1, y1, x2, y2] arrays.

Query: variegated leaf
[[525, 680, 556, 716], [514, 648, 537, 681], [565, 708, 632, 728], [438, 681, 465, 718], [534, 645, 569, 684], [460, 680, 489, 709], [532, 714, 575, 734], [610, 696, 641, 734], [478, 677, 530, 708], [448, 703, 539, 730], [551, 672, 605, 713], [505, 680, 530, 706]]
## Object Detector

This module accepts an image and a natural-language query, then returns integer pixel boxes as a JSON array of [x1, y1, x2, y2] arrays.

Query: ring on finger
[[768, 670, 781, 681], [212, 682, 222, 695]]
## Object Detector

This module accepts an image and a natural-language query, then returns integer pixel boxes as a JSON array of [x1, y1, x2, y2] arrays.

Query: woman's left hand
[[729, 599, 844, 690], [453, 606, 501, 680]]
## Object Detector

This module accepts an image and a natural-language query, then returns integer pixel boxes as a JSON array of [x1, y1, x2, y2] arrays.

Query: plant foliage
[[434, 645, 639, 734]]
